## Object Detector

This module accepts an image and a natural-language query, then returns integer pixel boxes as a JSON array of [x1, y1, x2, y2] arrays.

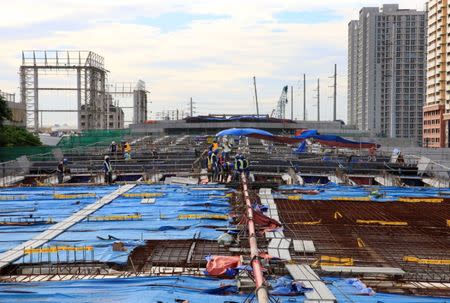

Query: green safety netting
[[0, 129, 131, 162], [0, 146, 55, 162], [57, 129, 131, 148]]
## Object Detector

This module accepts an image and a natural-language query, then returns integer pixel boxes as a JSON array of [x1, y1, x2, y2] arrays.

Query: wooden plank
[[286, 264, 319, 281], [268, 248, 291, 260], [303, 240, 316, 253], [310, 280, 336, 301]]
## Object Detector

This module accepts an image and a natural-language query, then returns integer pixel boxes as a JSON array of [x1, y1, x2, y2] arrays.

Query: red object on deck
[[240, 210, 281, 233], [206, 255, 241, 276]]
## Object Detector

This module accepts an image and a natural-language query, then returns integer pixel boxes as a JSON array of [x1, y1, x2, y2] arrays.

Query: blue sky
[[0, 0, 426, 127]]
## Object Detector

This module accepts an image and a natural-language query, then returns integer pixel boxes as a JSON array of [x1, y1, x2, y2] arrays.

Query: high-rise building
[[348, 4, 426, 145], [423, 0, 450, 147]]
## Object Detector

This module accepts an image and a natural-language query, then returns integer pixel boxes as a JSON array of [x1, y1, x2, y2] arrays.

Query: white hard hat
[[104, 155, 110, 160]]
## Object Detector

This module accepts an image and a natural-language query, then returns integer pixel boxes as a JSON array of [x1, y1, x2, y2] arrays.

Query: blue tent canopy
[[293, 129, 379, 148], [215, 128, 275, 137]]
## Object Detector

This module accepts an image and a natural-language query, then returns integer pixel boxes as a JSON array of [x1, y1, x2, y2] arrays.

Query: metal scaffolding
[[20, 50, 108, 131], [108, 80, 149, 125]]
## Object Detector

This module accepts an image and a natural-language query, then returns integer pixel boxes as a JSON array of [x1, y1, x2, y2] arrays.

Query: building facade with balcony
[[348, 4, 426, 145], [424, 0, 450, 147]]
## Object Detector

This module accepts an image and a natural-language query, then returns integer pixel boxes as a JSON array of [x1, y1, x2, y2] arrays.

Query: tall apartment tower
[[424, 0, 450, 147], [348, 4, 426, 145]]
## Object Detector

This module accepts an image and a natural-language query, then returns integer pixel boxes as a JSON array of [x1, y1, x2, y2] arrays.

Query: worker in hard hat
[[110, 141, 118, 154], [103, 155, 113, 184], [56, 160, 64, 184], [124, 142, 131, 153]]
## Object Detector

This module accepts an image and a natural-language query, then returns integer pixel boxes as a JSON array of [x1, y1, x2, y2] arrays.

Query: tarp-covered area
[[215, 128, 275, 138], [278, 183, 450, 202], [0, 186, 116, 254], [214, 128, 379, 148], [292, 129, 379, 149], [324, 277, 448, 303], [0, 185, 233, 264], [0, 276, 447, 303]]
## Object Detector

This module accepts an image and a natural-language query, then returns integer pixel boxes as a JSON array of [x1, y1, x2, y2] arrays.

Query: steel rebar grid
[[241, 173, 269, 303]]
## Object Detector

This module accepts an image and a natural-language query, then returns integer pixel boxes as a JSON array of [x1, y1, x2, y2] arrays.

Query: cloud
[[0, 0, 427, 126], [274, 10, 342, 24], [131, 12, 230, 33]]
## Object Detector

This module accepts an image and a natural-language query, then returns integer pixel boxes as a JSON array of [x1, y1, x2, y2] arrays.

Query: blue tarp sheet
[[0, 185, 233, 264], [325, 277, 448, 303], [0, 276, 447, 303], [215, 128, 274, 137], [0, 186, 116, 254], [293, 129, 378, 148]]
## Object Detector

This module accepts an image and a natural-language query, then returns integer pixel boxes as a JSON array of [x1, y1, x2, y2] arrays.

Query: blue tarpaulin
[[0, 185, 233, 264], [0, 276, 447, 302], [215, 128, 274, 137], [293, 129, 379, 148]]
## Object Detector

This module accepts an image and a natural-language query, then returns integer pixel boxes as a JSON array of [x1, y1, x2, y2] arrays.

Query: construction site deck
[[0, 134, 449, 303]]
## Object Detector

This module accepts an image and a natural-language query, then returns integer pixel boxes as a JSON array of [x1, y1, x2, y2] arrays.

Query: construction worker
[[233, 154, 244, 181], [368, 146, 377, 162], [56, 161, 64, 184], [221, 162, 234, 183], [210, 149, 220, 181], [221, 137, 231, 161], [103, 155, 113, 185], [124, 152, 131, 160], [242, 156, 250, 177], [110, 141, 118, 154], [124, 142, 131, 154], [212, 140, 219, 151]]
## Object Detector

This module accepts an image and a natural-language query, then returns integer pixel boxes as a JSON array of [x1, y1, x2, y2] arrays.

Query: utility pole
[[189, 97, 193, 117], [253, 76, 259, 116], [290, 85, 294, 120], [333, 64, 337, 121], [314, 78, 320, 121], [303, 74, 306, 121]]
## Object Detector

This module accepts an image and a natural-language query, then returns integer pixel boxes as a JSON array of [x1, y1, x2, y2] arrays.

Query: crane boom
[[274, 86, 289, 119]]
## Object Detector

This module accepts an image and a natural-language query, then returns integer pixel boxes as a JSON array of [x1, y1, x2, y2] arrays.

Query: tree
[[0, 125, 42, 147], [0, 95, 41, 147], [0, 95, 12, 126]]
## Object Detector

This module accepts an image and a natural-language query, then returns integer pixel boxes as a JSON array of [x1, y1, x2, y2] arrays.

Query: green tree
[[0, 126, 42, 147], [0, 95, 12, 126], [0, 95, 41, 147]]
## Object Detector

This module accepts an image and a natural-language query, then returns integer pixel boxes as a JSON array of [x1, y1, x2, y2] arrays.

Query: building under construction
[[0, 130, 449, 302], [19, 50, 148, 131]]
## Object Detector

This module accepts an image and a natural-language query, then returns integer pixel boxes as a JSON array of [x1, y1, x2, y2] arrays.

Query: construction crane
[[272, 86, 289, 119]]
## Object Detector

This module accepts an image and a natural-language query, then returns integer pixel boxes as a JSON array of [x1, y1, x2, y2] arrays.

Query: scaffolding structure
[[20, 50, 108, 131], [108, 80, 149, 125]]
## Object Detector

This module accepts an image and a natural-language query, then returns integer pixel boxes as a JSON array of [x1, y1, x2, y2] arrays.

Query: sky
[[0, 0, 426, 127]]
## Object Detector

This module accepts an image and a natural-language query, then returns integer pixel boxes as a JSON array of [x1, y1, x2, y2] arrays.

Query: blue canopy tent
[[215, 128, 275, 137], [215, 128, 379, 149], [292, 129, 379, 149]]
